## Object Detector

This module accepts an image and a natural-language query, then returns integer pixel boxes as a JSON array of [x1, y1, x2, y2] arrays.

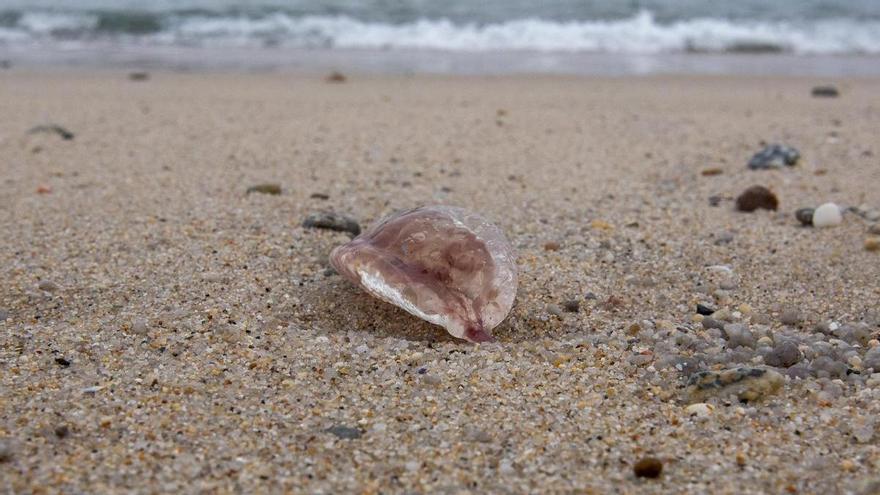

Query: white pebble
[[812, 202, 843, 228]]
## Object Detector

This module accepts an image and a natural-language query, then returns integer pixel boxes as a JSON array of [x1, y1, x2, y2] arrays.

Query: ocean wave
[[2, 9, 880, 54]]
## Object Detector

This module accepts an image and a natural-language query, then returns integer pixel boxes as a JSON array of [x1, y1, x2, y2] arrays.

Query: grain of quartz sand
[[1, 72, 880, 494]]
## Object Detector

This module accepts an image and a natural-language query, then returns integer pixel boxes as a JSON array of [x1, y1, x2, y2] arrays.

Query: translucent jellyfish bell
[[330, 206, 518, 343]]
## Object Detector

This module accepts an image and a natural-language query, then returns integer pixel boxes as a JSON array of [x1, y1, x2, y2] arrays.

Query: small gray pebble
[[795, 208, 814, 226], [863, 347, 880, 371], [748, 144, 800, 170], [303, 212, 361, 236], [813, 321, 833, 335], [546, 304, 563, 317], [38, 280, 59, 292], [131, 318, 149, 335], [714, 232, 734, 245], [811, 85, 839, 98], [702, 317, 724, 330], [779, 309, 802, 326], [765, 341, 802, 368], [723, 323, 756, 348], [326, 425, 362, 440], [0, 309, 7, 322], [810, 356, 848, 379]]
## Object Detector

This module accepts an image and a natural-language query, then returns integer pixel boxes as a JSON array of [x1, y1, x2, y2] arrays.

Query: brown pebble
[[701, 167, 723, 176], [54, 425, 69, 438], [562, 300, 580, 313], [865, 237, 880, 252], [736, 185, 778, 212], [869, 224, 880, 236], [246, 183, 282, 195], [633, 457, 663, 478], [326, 71, 347, 83], [543, 241, 561, 251]]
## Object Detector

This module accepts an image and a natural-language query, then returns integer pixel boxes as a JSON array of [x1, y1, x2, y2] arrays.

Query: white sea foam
[[4, 10, 880, 54]]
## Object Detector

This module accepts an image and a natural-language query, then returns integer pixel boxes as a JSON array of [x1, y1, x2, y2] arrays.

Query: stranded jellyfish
[[330, 206, 517, 343]]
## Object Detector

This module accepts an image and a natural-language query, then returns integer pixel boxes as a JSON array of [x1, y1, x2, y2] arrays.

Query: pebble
[[303, 212, 361, 236], [811, 85, 840, 98], [736, 186, 778, 212], [0, 309, 7, 322], [326, 71, 347, 83], [54, 425, 70, 438], [687, 367, 784, 403], [543, 241, 561, 251], [702, 317, 724, 330], [562, 300, 580, 313], [865, 237, 880, 252], [713, 232, 734, 245], [685, 402, 714, 418], [723, 323, 756, 348], [864, 347, 880, 371], [795, 208, 815, 226], [0, 439, 12, 462], [38, 280, 59, 292], [246, 183, 282, 195], [696, 304, 715, 316], [747, 144, 800, 170], [325, 425, 362, 440], [55, 357, 71, 367], [131, 318, 149, 335], [869, 224, 880, 236], [852, 422, 875, 443], [546, 304, 563, 317], [779, 309, 802, 326], [633, 457, 663, 478], [812, 203, 842, 228], [128, 71, 150, 81], [764, 341, 802, 368]]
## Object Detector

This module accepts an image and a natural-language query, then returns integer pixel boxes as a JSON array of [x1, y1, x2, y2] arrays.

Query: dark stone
[[562, 300, 580, 313], [736, 185, 778, 212], [633, 457, 663, 478], [795, 208, 815, 226], [326, 71, 347, 83], [28, 124, 75, 141], [128, 71, 150, 81], [246, 183, 282, 195], [325, 425, 362, 440], [764, 341, 801, 368], [747, 144, 800, 170], [54, 425, 69, 438], [708, 195, 722, 207], [811, 86, 839, 98], [55, 357, 71, 367], [303, 212, 361, 236], [696, 304, 715, 316], [310, 192, 330, 200]]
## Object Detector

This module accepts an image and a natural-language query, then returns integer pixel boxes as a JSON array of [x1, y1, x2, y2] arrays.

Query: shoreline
[[4, 46, 880, 76]]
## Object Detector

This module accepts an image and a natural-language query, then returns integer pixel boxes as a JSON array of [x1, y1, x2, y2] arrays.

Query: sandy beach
[[2, 71, 879, 493]]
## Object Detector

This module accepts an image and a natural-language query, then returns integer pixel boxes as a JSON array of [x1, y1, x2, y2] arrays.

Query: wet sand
[[1, 71, 879, 493]]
